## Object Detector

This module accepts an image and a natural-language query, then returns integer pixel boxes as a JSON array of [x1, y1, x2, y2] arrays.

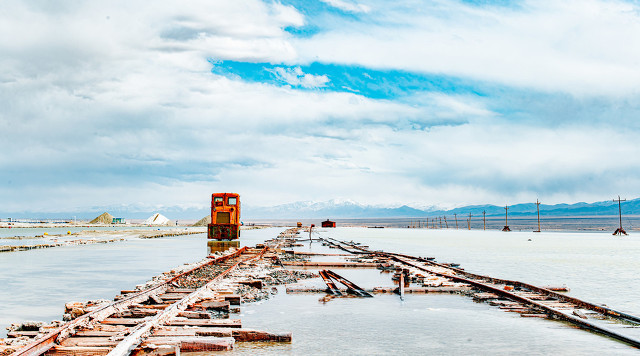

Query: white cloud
[[270, 66, 330, 88], [296, 0, 640, 97], [320, 0, 371, 14]]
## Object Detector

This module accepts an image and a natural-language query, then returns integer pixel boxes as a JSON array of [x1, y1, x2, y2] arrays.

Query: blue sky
[[1, 0, 640, 214]]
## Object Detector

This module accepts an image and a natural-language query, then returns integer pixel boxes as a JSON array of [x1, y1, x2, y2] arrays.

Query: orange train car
[[208, 193, 241, 240]]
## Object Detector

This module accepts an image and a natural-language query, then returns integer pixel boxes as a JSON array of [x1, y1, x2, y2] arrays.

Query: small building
[[112, 217, 126, 224], [321, 219, 336, 228]]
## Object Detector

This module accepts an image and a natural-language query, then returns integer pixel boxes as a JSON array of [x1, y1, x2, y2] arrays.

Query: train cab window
[[228, 197, 237, 205], [214, 197, 223, 206]]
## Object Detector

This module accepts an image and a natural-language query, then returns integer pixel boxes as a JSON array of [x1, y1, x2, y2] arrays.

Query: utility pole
[[444, 216, 448, 228], [613, 195, 627, 235], [534, 199, 541, 233], [482, 211, 486, 230], [467, 212, 472, 230], [454, 213, 458, 229], [502, 205, 511, 232], [439, 217, 442, 228]]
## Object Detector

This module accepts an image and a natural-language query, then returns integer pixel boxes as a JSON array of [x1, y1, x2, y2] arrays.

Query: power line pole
[[467, 212, 472, 230], [483, 210, 486, 230], [502, 205, 511, 232], [454, 213, 458, 229], [534, 199, 541, 233], [444, 216, 448, 228], [613, 195, 627, 235], [439, 217, 442, 228]]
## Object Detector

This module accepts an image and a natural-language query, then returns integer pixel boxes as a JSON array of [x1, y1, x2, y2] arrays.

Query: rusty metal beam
[[13, 247, 250, 356]]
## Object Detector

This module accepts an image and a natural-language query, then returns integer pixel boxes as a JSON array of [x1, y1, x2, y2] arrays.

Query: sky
[[1, 0, 640, 214]]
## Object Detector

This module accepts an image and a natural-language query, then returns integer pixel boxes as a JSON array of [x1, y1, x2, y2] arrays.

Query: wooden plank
[[152, 327, 230, 338], [106, 247, 261, 356], [231, 329, 291, 342], [143, 337, 234, 352], [177, 311, 211, 319], [48, 346, 112, 356], [281, 261, 379, 268], [167, 319, 241, 328], [157, 293, 186, 300], [59, 338, 119, 347], [152, 327, 290, 342], [101, 318, 149, 326], [74, 330, 121, 337]]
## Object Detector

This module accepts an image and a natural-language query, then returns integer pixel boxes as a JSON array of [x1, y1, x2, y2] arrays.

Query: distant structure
[[111, 217, 126, 224], [483, 210, 486, 230], [613, 195, 627, 236], [321, 219, 336, 228], [502, 205, 511, 232], [534, 199, 541, 233]]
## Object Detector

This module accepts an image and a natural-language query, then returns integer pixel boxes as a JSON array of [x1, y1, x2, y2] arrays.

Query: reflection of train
[[208, 193, 241, 240]]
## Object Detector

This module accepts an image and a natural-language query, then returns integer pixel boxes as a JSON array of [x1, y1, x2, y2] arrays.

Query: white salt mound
[[144, 213, 171, 225]]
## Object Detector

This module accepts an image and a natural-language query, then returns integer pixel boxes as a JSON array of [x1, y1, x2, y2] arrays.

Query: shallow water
[[0, 226, 182, 239], [1, 227, 639, 354]]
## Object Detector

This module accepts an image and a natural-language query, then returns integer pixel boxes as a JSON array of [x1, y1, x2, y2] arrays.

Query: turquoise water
[[1, 227, 639, 354]]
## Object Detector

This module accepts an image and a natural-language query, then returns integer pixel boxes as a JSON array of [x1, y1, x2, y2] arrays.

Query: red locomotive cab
[[208, 193, 241, 240]]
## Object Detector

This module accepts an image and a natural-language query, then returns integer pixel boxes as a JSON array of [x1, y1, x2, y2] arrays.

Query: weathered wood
[[281, 261, 380, 268], [106, 247, 260, 356], [130, 344, 178, 356], [165, 288, 196, 294], [238, 280, 263, 289], [152, 327, 230, 338], [101, 318, 150, 326], [167, 319, 241, 328], [74, 330, 122, 337], [143, 337, 234, 352], [232, 329, 291, 342], [520, 314, 549, 318], [222, 294, 241, 306], [59, 338, 119, 348], [149, 295, 164, 304], [151, 327, 291, 342], [157, 293, 186, 301], [48, 346, 112, 356], [177, 311, 211, 319], [198, 300, 230, 311], [286, 286, 470, 294]]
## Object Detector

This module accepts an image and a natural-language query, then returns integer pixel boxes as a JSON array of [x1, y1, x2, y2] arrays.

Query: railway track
[[323, 238, 640, 349], [10, 245, 291, 356]]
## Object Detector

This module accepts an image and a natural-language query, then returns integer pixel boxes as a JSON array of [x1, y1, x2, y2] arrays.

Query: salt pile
[[193, 215, 211, 227], [89, 212, 114, 224], [143, 213, 171, 225]]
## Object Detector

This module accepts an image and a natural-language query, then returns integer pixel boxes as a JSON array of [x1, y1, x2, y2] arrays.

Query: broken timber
[[10, 238, 292, 356], [328, 238, 640, 349]]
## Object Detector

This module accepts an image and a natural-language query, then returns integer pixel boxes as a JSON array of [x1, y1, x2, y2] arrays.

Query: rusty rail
[[323, 270, 373, 298], [108, 246, 268, 356], [331, 238, 640, 349], [13, 247, 250, 356], [318, 270, 342, 296]]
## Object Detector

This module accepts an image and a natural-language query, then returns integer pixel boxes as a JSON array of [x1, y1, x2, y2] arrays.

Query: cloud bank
[[1, 0, 640, 214]]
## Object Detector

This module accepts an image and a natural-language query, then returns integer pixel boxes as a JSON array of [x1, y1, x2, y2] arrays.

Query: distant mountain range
[[2, 197, 639, 221], [243, 198, 640, 219]]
